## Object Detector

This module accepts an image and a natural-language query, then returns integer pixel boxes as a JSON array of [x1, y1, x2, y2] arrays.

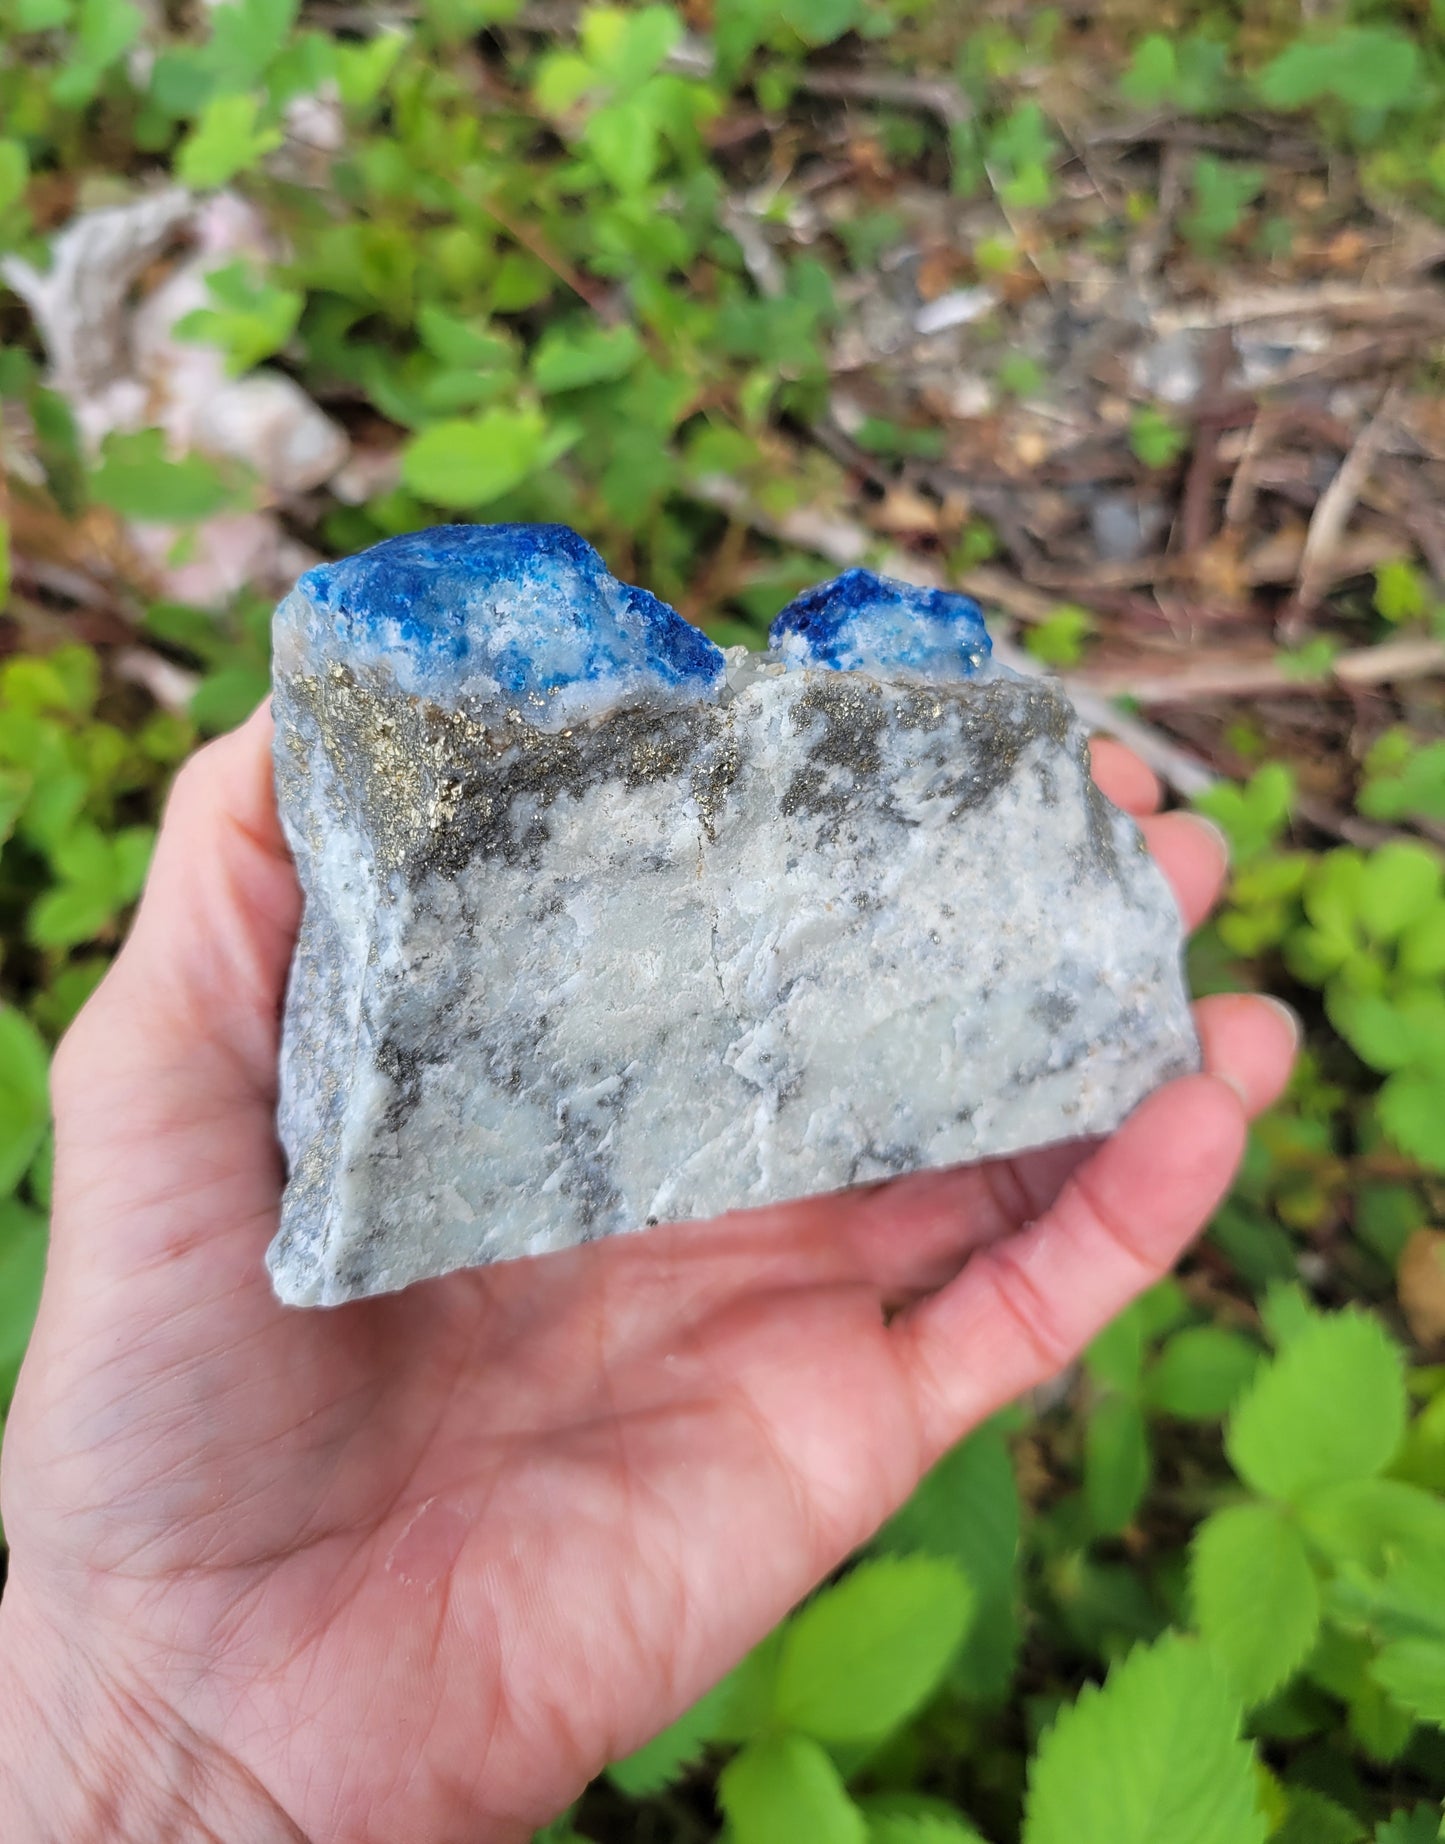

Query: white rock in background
[[4, 188, 347, 605], [269, 527, 1198, 1306]]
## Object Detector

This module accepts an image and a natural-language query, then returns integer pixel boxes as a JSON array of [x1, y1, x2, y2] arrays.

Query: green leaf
[[89, 430, 236, 523], [1379, 1071, 1445, 1172], [1190, 1503, 1321, 1706], [0, 1199, 46, 1397], [1374, 1806, 1443, 1844], [1226, 1310, 1407, 1503], [173, 259, 304, 375], [1022, 1634, 1265, 1844], [175, 91, 284, 188], [400, 406, 559, 509], [190, 664, 271, 734], [0, 1007, 49, 1197], [1273, 1788, 1368, 1844], [584, 99, 659, 191], [532, 322, 643, 394], [1084, 1395, 1150, 1537], [49, 0, 142, 104], [0, 139, 29, 217], [1146, 1327, 1261, 1421], [1358, 844, 1442, 942], [718, 1735, 866, 1844], [417, 306, 514, 370], [868, 1811, 991, 1844], [873, 1421, 1019, 1699], [1255, 29, 1421, 113], [0, 766, 31, 849], [607, 1675, 732, 1795], [206, 0, 298, 89], [1299, 1478, 1445, 1571], [28, 880, 119, 949], [1372, 1640, 1445, 1726], [1084, 1297, 1146, 1392], [772, 1557, 973, 1743], [1374, 560, 1429, 625], [335, 28, 406, 110]]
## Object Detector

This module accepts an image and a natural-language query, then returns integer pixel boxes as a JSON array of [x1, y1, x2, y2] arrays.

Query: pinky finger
[[892, 1074, 1246, 1465]]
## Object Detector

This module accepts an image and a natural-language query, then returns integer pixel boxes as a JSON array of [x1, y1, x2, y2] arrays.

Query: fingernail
[[1216, 1068, 1252, 1109], [1180, 812, 1231, 865], [1259, 994, 1302, 1051]]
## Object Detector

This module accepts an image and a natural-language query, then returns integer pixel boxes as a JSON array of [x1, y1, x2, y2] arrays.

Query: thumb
[[49, 701, 300, 1199]]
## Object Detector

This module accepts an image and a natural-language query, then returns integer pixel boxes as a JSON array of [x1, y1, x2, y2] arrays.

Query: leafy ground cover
[[1, 1, 1444, 1839]]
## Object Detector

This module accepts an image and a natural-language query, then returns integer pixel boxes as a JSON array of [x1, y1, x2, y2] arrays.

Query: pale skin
[[0, 705, 1296, 1843]]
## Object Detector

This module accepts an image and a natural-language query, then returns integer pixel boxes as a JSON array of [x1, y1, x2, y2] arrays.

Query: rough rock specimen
[[270, 526, 1198, 1306]]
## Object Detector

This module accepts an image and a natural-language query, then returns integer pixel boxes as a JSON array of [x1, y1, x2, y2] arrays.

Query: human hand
[[0, 708, 1295, 1843]]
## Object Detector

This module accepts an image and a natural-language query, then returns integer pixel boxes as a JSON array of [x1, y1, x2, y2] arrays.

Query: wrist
[[0, 1584, 303, 1844]]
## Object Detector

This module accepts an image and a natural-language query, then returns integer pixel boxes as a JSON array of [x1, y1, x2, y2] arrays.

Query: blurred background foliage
[[1, 0, 1444, 1838]]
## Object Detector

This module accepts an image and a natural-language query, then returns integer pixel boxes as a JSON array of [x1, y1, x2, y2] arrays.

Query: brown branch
[[1291, 384, 1402, 620], [1078, 632, 1445, 704]]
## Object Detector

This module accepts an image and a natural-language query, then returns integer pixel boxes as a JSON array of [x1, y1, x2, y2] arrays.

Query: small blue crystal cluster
[[770, 567, 991, 680], [288, 523, 992, 713]]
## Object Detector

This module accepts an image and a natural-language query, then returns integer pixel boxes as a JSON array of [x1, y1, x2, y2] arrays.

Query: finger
[[52, 702, 300, 1116], [1139, 810, 1230, 931], [637, 1137, 1091, 1314], [1195, 991, 1298, 1115], [1090, 737, 1162, 816], [894, 1073, 1246, 1462]]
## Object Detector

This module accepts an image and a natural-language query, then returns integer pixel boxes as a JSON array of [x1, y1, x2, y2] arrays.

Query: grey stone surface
[[267, 531, 1194, 1312], [269, 541, 1198, 1307]]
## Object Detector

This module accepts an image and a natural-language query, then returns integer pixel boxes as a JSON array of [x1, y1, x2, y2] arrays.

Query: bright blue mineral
[[287, 523, 725, 718], [770, 568, 991, 681]]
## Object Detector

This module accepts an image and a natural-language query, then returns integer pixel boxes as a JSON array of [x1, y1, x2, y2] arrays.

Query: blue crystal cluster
[[292, 523, 725, 711], [285, 527, 995, 716], [770, 568, 992, 681]]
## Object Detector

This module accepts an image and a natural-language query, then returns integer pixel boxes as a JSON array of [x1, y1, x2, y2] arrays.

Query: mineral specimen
[[269, 525, 1198, 1306]]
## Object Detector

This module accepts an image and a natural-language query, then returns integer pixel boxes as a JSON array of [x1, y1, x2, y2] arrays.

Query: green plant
[[1180, 155, 1264, 250], [1129, 405, 1189, 469], [1359, 730, 1445, 825], [1023, 604, 1094, 668]]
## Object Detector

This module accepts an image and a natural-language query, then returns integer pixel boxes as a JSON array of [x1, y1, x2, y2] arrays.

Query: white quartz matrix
[[268, 524, 1198, 1305]]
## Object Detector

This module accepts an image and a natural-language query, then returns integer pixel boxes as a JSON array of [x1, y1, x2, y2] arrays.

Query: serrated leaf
[[718, 1734, 866, 1844], [1146, 1327, 1261, 1421], [1373, 1804, 1442, 1844], [872, 1420, 1019, 1700], [773, 1557, 973, 1743], [607, 1675, 732, 1795], [868, 1812, 991, 1844], [1272, 1787, 1367, 1844], [1226, 1310, 1406, 1503], [1372, 1640, 1445, 1726], [1191, 1503, 1321, 1706], [1022, 1634, 1265, 1844]]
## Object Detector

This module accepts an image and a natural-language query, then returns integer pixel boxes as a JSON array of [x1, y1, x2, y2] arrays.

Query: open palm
[[0, 707, 1294, 1843]]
